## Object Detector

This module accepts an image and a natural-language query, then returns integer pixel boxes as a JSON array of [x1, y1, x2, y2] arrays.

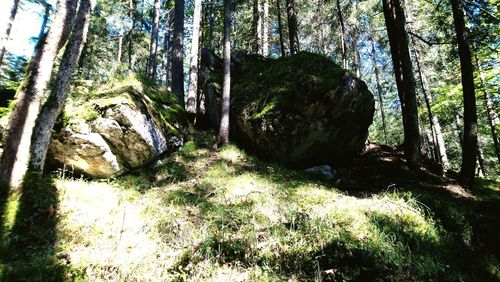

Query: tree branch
[[408, 31, 452, 46]]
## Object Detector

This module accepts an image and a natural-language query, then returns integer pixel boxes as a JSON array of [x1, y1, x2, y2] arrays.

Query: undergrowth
[[0, 131, 498, 281]]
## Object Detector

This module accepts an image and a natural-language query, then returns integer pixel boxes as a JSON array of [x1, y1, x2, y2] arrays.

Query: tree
[[0, 0, 78, 189], [336, 0, 347, 69], [0, 0, 21, 66], [147, 0, 160, 80], [262, 0, 269, 56], [450, 0, 478, 186], [276, 0, 286, 57], [187, 0, 203, 113], [219, 0, 232, 144], [382, 0, 421, 169], [172, 0, 185, 107], [285, 0, 299, 55], [252, 0, 261, 54], [30, 0, 94, 172], [37, 2, 52, 40], [370, 36, 388, 144]]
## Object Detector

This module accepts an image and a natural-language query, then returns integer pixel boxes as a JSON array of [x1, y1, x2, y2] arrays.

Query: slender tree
[[285, 0, 299, 55], [382, 0, 421, 168], [451, 0, 478, 186], [0, 0, 78, 189], [208, 0, 216, 49], [187, 0, 203, 113], [147, 0, 160, 79], [172, 0, 185, 106], [127, 0, 135, 67], [276, 0, 286, 57], [252, 0, 261, 54], [336, 0, 347, 69], [219, 0, 232, 144], [0, 0, 21, 66], [262, 0, 269, 56], [30, 0, 94, 172], [370, 38, 388, 144]]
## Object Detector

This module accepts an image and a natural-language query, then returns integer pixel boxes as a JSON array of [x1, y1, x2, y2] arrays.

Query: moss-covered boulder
[[200, 49, 374, 168], [48, 77, 187, 178]]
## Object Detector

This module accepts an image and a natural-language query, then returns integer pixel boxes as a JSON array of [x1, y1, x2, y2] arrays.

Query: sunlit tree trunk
[[262, 0, 269, 56], [285, 0, 299, 55], [370, 38, 388, 145], [382, 0, 421, 169], [128, 0, 135, 67], [208, 0, 216, 50], [451, 0, 478, 186], [219, 0, 232, 144], [187, 0, 203, 113], [276, 0, 286, 57], [172, 0, 185, 106], [30, 0, 94, 173], [252, 0, 261, 54], [147, 0, 160, 80], [0, 0, 20, 66], [0, 0, 78, 189], [475, 55, 500, 164], [117, 35, 123, 64], [336, 0, 347, 69]]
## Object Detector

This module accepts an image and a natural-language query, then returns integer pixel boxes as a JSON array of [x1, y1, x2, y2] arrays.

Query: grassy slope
[[0, 131, 499, 281]]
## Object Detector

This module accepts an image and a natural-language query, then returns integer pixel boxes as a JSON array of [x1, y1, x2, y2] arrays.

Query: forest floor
[[0, 130, 499, 281]]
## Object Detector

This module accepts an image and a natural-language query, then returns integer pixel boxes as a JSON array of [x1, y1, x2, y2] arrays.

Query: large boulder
[[48, 78, 187, 178], [200, 49, 375, 168]]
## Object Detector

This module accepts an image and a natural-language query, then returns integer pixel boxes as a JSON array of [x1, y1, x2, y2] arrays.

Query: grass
[[0, 131, 499, 281]]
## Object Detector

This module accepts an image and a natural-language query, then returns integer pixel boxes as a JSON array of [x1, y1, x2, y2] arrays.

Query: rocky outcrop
[[200, 49, 374, 168], [48, 79, 187, 178]]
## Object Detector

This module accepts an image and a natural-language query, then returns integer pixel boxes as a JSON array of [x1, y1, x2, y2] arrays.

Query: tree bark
[[475, 55, 500, 164], [128, 0, 135, 67], [336, 0, 347, 69], [451, 0, 478, 186], [30, 0, 94, 173], [0, 0, 20, 66], [208, 0, 216, 50], [252, 0, 261, 54], [276, 0, 286, 57], [262, 0, 269, 56], [219, 0, 232, 144], [117, 35, 123, 64], [0, 0, 78, 189], [187, 0, 203, 113], [172, 0, 185, 107], [382, 0, 421, 169], [370, 38, 388, 144], [147, 0, 160, 80], [285, 0, 299, 55]]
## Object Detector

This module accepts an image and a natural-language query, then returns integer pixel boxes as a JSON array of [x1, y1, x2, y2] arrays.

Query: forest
[[0, 0, 498, 280]]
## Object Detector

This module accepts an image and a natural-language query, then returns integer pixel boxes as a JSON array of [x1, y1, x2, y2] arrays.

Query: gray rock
[[305, 165, 336, 180]]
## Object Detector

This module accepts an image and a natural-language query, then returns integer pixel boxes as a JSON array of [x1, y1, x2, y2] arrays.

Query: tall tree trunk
[[128, 0, 135, 67], [219, 0, 232, 144], [276, 0, 286, 57], [0, 0, 78, 189], [336, 0, 347, 69], [252, 0, 261, 54], [352, 31, 360, 76], [475, 55, 500, 163], [117, 35, 123, 64], [410, 37, 449, 168], [0, 0, 20, 66], [38, 3, 52, 40], [370, 38, 388, 144], [147, 0, 160, 80], [30, 0, 94, 173], [172, 0, 185, 106], [262, 0, 269, 56], [382, 0, 421, 169], [285, 0, 299, 55], [451, 0, 478, 186], [208, 0, 216, 50], [187, 0, 203, 113]]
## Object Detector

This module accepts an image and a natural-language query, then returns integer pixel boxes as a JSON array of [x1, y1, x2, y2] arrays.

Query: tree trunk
[[37, 3, 52, 40], [451, 0, 478, 187], [147, 0, 160, 80], [252, 0, 261, 54], [0, 0, 20, 66], [30, 0, 94, 173], [128, 0, 135, 67], [187, 0, 203, 113], [172, 0, 185, 106], [0, 0, 78, 189], [475, 55, 500, 163], [276, 0, 286, 57], [336, 0, 347, 69], [285, 0, 299, 55], [208, 0, 216, 50], [370, 38, 388, 144], [352, 31, 360, 76], [262, 0, 269, 56], [382, 0, 421, 169], [219, 0, 232, 144], [410, 37, 449, 168], [117, 35, 123, 64]]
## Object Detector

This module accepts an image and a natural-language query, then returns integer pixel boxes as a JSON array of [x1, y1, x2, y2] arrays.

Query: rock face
[[200, 49, 375, 168], [48, 79, 187, 178]]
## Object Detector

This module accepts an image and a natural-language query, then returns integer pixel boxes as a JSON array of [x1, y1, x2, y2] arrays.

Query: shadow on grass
[[0, 174, 66, 281]]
